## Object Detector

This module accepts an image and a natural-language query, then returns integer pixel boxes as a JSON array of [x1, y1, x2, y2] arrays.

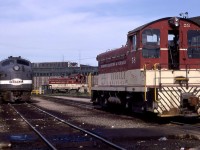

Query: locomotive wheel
[[100, 97, 108, 109], [124, 101, 132, 110], [0, 97, 3, 104]]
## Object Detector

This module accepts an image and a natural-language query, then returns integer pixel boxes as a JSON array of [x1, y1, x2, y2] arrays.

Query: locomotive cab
[[128, 17, 200, 70], [127, 17, 200, 117]]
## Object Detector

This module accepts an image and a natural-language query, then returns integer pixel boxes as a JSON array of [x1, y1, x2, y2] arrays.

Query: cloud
[[0, 0, 144, 65], [0, 0, 124, 21], [2, 0, 198, 65]]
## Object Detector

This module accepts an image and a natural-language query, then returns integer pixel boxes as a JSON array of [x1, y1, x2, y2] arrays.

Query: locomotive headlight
[[13, 65, 20, 71], [175, 22, 179, 27], [168, 17, 179, 27], [174, 17, 179, 27]]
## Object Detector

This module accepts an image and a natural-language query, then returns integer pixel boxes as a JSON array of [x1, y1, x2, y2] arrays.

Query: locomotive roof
[[0, 56, 31, 64], [128, 17, 200, 34], [96, 46, 127, 60], [189, 16, 200, 25], [97, 16, 200, 60]]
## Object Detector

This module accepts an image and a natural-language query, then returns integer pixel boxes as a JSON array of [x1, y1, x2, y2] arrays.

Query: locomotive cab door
[[168, 30, 179, 69]]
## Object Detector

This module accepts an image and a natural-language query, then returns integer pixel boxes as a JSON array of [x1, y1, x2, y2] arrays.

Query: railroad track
[[170, 121, 200, 129], [34, 96, 95, 110], [170, 120, 200, 139], [9, 103, 126, 150]]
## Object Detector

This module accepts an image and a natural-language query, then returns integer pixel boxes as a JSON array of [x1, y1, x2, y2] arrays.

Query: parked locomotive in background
[[91, 17, 200, 117], [0, 56, 33, 102], [49, 74, 88, 93]]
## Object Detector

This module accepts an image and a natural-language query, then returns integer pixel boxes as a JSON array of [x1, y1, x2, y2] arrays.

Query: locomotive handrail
[[186, 64, 189, 89], [143, 64, 147, 101], [151, 63, 200, 102], [176, 63, 200, 70], [149, 63, 200, 89], [153, 63, 160, 102], [143, 63, 200, 71]]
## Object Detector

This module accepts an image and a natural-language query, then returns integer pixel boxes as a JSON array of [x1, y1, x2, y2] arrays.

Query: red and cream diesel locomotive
[[91, 17, 200, 117], [49, 74, 87, 93]]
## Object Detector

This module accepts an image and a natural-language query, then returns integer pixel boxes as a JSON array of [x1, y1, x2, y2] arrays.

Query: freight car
[[49, 74, 88, 93], [91, 17, 200, 117], [0, 56, 33, 102]]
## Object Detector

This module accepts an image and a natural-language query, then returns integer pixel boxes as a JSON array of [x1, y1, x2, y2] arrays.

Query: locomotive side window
[[142, 29, 160, 58], [187, 30, 200, 58], [132, 35, 137, 51], [17, 59, 30, 66]]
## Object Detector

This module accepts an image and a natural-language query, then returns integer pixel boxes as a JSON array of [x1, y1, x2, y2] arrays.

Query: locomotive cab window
[[17, 59, 30, 66], [187, 30, 200, 58], [142, 29, 160, 58], [2, 60, 14, 66]]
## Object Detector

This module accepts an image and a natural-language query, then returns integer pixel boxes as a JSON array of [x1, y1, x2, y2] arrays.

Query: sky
[[0, 0, 199, 66]]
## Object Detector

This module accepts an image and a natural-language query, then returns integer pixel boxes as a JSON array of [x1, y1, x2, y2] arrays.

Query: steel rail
[[29, 103, 126, 150], [9, 104, 57, 150], [42, 96, 94, 110], [170, 121, 200, 129]]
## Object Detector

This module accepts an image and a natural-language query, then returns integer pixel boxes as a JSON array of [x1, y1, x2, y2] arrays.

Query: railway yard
[[0, 0, 199, 148], [0, 96, 199, 150]]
